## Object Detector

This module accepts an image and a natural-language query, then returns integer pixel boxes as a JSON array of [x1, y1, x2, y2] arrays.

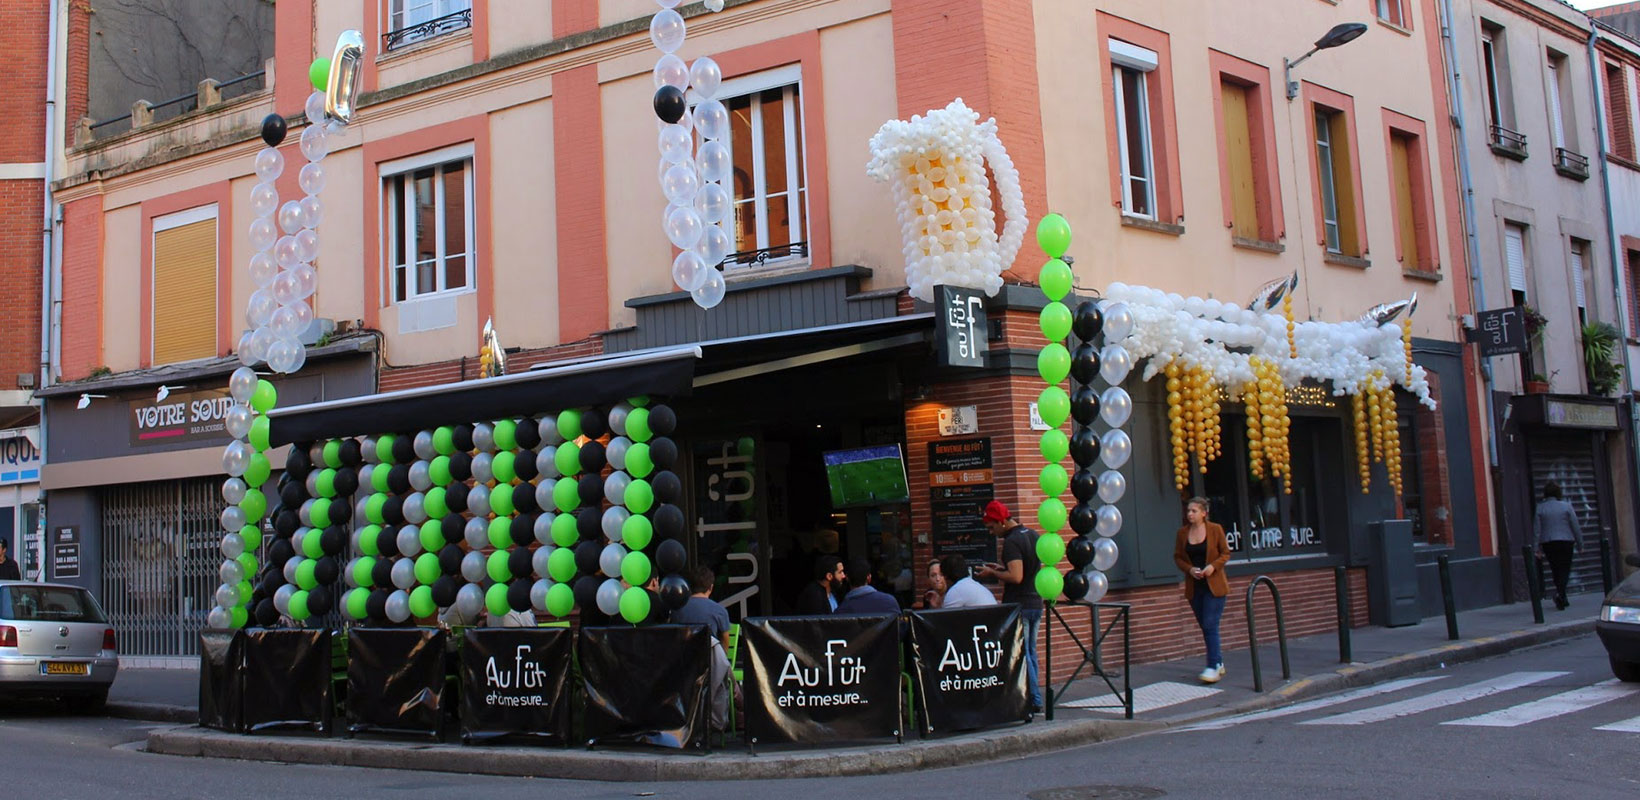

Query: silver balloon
[[385, 589, 412, 623], [534, 512, 555, 545], [408, 460, 433, 492], [214, 582, 238, 610], [360, 436, 380, 464], [343, 556, 361, 588], [538, 416, 563, 445], [607, 404, 632, 437], [224, 405, 255, 440], [221, 477, 248, 505], [1099, 343, 1133, 385], [1096, 470, 1127, 504], [395, 524, 423, 558], [291, 526, 310, 556], [1099, 429, 1132, 469], [604, 471, 631, 507], [297, 498, 316, 528], [464, 517, 490, 550], [471, 452, 494, 485], [536, 446, 560, 479], [273, 584, 297, 616], [354, 493, 372, 526], [390, 557, 417, 590], [602, 506, 630, 541], [595, 578, 623, 616], [532, 546, 554, 579], [1092, 537, 1120, 571], [220, 532, 245, 560], [413, 430, 437, 461], [220, 505, 247, 533], [1095, 504, 1123, 537], [605, 437, 631, 472], [304, 469, 323, 498], [1099, 386, 1133, 428], [530, 578, 552, 611], [600, 543, 627, 578], [472, 422, 495, 453], [467, 484, 491, 518], [1101, 301, 1135, 341], [1085, 569, 1110, 602], [402, 492, 428, 525], [1358, 292, 1418, 325], [207, 605, 232, 629], [221, 440, 251, 477], [535, 481, 555, 516], [460, 549, 487, 583], [455, 583, 484, 619], [228, 366, 258, 403], [1246, 271, 1298, 311], [282, 556, 304, 585]]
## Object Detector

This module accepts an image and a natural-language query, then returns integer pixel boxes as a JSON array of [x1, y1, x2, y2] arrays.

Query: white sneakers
[[1198, 663, 1226, 684]]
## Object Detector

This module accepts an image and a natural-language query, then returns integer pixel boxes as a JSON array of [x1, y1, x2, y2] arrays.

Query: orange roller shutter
[[152, 218, 218, 364]]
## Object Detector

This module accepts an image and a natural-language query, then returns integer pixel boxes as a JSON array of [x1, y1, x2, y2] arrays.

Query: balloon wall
[[649, 0, 729, 309]]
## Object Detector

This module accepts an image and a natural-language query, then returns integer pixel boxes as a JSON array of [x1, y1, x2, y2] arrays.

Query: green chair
[[725, 623, 742, 739]]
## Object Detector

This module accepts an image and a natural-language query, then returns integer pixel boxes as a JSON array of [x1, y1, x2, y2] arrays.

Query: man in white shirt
[[938, 554, 997, 608]]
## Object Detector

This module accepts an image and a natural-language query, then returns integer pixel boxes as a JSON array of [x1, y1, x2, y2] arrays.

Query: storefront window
[[1202, 410, 1340, 560], [692, 437, 763, 622]]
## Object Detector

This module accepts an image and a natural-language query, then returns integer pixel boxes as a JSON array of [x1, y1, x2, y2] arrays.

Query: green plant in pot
[[1521, 304, 1548, 343], [1582, 320, 1624, 396]]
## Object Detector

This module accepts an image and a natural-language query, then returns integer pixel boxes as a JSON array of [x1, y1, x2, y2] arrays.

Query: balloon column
[[649, 0, 730, 309], [1031, 215, 1072, 604], [207, 371, 278, 630]]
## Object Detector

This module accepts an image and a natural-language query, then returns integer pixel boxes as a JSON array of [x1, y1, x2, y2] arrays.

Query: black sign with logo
[[347, 627, 447, 736], [742, 613, 901, 744], [929, 438, 996, 564], [1472, 307, 1528, 357], [579, 625, 712, 749], [197, 629, 245, 733], [51, 526, 79, 579], [909, 605, 1029, 734], [936, 285, 988, 368], [459, 627, 572, 743], [241, 628, 332, 732]]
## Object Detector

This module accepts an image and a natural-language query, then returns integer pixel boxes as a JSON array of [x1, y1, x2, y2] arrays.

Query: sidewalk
[[130, 591, 1603, 780]]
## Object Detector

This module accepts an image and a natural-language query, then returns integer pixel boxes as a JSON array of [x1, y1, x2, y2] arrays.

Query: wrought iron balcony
[[1554, 147, 1590, 180], [722, 241, 809, 270], [383, 8, 473, 52], [1489, 124, 1528, 161]]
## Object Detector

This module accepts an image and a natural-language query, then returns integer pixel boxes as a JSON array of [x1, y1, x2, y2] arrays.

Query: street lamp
[[76, 393, 106, 410], [155, 384, 184, 402], [1284, 23, 1368, 100]]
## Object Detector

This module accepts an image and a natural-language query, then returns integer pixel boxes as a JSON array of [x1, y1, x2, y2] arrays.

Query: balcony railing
[[722, 241, 809, 271], [1489, 124, 1528, 161], [85, 70, 266, 141], [1554, 147, 1590, 180], [383, 8, 473, 52]]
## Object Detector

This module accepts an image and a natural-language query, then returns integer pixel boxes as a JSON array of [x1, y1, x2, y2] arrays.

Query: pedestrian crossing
[[1172, 671, 1640, 734]]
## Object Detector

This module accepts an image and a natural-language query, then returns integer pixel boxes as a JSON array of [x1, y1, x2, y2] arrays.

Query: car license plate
[[42, 662, 89, 676]]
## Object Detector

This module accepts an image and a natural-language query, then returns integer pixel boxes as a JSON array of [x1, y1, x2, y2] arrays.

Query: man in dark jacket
[[795, 554, 845, 614], [835, 558, 900, 615]]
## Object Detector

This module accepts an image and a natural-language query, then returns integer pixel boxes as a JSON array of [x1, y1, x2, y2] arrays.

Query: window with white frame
[[713, 65, 808, 269], [1376, 0, 1406, 28], [1110, 40, 1158, 219], [382, 144, 474, 303], [386, 0, 473, 50], [1315, 109, 1342, 253]]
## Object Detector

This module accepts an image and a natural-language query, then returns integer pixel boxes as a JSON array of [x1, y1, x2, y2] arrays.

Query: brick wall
[[377, 335, 605, 393], [0, 2, 47, 163], [58, 195, 102, 379], [67, 0, 89, 138], [0, 180, 43, 387]]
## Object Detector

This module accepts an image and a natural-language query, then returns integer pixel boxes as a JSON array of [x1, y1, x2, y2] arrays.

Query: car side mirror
[[1626, 554, 1640, 568]]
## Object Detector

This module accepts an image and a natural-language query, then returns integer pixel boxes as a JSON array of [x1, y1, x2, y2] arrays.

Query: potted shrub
[[1582, 320, 1624, 396], [1521, 304, 1548, 344], [1526, 373, 1550, 394]]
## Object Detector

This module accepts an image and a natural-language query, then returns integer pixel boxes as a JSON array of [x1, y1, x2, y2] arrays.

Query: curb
[[108, 702, 196, 725]]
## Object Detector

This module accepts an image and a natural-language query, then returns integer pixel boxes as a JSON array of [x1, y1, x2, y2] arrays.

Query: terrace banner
[[908, 605, 1029, 734], [241, 628, 331, 732], [459, 627, 572, 743], [742, 614, 901, 744], [579, 625, 711, 749], [347, 627, 447, 736], [197, 629, 244, 732]]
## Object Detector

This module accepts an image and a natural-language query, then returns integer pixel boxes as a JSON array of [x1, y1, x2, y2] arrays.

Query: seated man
[[835, 558, 900, 615], [939, 554, 997, 609], [668, 565, 737, 731]]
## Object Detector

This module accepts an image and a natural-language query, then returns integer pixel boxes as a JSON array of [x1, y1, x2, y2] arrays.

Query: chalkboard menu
[[928, 438, 994, 564]]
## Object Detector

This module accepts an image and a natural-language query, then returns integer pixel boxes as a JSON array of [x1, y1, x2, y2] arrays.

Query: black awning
[[690, 314, 933, 383], [267, 347, 699, 446]]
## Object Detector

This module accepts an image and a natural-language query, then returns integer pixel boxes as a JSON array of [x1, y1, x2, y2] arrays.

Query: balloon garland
[[649, 0, 729, 309], [1032, 214, 1072, 604]]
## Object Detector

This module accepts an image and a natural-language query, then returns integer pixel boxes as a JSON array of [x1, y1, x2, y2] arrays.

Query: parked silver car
[[0, 581, 119, 712]]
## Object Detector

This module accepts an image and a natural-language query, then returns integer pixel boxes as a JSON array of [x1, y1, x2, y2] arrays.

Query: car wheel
[[1612, 657, 1640, 683], [67, 690, 108, 715]]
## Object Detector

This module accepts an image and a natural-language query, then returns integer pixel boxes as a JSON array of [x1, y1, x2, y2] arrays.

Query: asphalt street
[[2, 633, 1637, 799]]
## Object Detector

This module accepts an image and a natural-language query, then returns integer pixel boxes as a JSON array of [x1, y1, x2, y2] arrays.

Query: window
[[1384, 113, 1435, 271], [383, 145, 474, 302], [1606, 62, 1634, 161], [1211, 51, 1282, 246], [1221, 80, 1256, 239], [386, 0, 473, 50], [1099, 15, 1180, 228], [152, 205, 218, 364], [719, 67, 808, 269], [1481, 28, 1507, 130], [1504, 222, 1538, 382], [1197, 407, 1346, 562], [1547, 54, 1568, 151], [1314, 107, 1361, 256], [1627, 245, 1640, 337], [1570, 239, 1590, 321], [1396, 386, 1452, 545], [1481, 25, 1527, 157], [1112, 40, 1159, 219], [1376, 0, 1406, 28]]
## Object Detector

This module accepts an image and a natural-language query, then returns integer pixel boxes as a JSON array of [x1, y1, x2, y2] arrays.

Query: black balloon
[[338, 438, 363, 467], [260, 566, 283, 591], [507, 580, 532, 612], [452, 424, 475, 453], [273, 509, 300, 537], [1071, 468, 1097, 503], [314, 556, 339, 586], [578, 440, 606, 473], [572, 575, 600, 613], [577, 474, 603, 506], [654, 503, 686, 540], [307, 585, 333, 616], [391, 434, 415, 465], [375, 526, 400, 558], [254, 598, 279, 626], [1073, 300, 1104, 342], [514, 418, 541, 450], [387, 464, 412, 495], [259, 113, 287, 147], [441, 513, 465, 543], [512, 484, 538, 514], [659, 574, 691, 610], [649, 437, 678, 470], [285, 447, 312, 478], [444, 484, 469, 513], [381, 495, 405, 526], [513, 453, 539, 482], [651, 470, 682, 505], [656, 539, 687, 575], [1066, 535, 1096, 568], [333, 468, 359, 498], [431, 575, 459, 607], [371, 559, 394, 589], [366, 589, 390, 621], [576, 507, 602, 541], [511, 511, 537, 543], [508, 547, 533, 582], [1071, 386, 1101, 426], [327, 497, 352, 526], [268, 538, 295, 566], [653, 85, 686, 124], [1070, 426, 1101, 467], [648, 405, 677, 437], [438, 544, 463, 576], [573, 541, 601, 575], [1069, 502, 1097, 535], [1070, 343, 1101, 385], [448, 451, 473, 481], [280, 481, 307, 512], [580, 409, 607, 440], [319, 526, 346, 556], [1062, 569, 1090, 601]]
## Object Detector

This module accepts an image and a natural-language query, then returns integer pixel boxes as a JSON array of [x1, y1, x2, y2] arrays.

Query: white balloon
[[300, 195, 323, 230], [689, 57, 722, 100], [1085, 569, 1109, 602], [225, 404, 254, 441], [1096, 470, 1126, 504], [472, 422, 495, 453], [219, 558, 245, 586], [278, 201, 305, 235], [207, 605, 232, 629], [298, 162, 326, 194], [602, 506, 631, 541], [695, 182, 730, 224], [607, 405, 631, 438], [409, 460, 433, 491], [464, 517, 490, 550], [391, 557, 417, 590], [704, 0, 724, 10], [221, 476, 248, 504], [471, 452, 495, 484], [538, 415, 563, 445], [402, 492, 428, 524], [535, 480, 555, 515], [653, 53, 688, 90], [605, 438, 631, 471], [292, 263, 317, 299], [254, 147, 284, 181], [1095, 504, 1123, 537], [467, 484, 491, 518], [215, 581, 239, 609], [229, 366, 258, 403], [220, 504, 246, 533], [534, 513, 555, 545], [530, 578, 552, 611], [692, 267, 726, 309], [697, 140, 731, 183], [694, 97, 729, 140], [270, 304, 303, 339], [456, 583, 484, 618], [249, 251, 278, 288], [396, 524, 423, 558], [663, 162, 701, 205], [295, 228, 319, 263], [274, 583, 297, 616], [1099, 386, 1133, 428], [666, 205, 704, 249], [220, 532, 246, 560], [250, 182, 279, 218], [600, 543, 627, 578], [1102, 301, 1134, 341], [536, 445, 560, 479], [1099, 344, 1133, 385], [282, 556, 304, 586], [461, 549, 488, 583], [299, 123, 329, 162], [596, 578, 623, 615], [305, 90, 327, 126], [649, 8, 686, 53], [693, 223, 730, 268], [385, 589, 412, 622], [1092, 537, 1120, 571], [246, 289, 277, 328], [604, 470, 631, 506], [659, 124, 693, 164], [672, 250, 708, 292]]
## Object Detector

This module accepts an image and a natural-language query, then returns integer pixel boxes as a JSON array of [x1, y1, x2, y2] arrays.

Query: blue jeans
[[1021, 607, 1043, 708], [1188, 588, 1226, 668]]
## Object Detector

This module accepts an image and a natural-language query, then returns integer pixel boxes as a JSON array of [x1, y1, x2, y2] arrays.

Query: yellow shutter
[[1221, 81, 1259, 240], [153, 218, 218, 364], [1329, 114, 1360, 256], [1390, 135, 1420, 268]]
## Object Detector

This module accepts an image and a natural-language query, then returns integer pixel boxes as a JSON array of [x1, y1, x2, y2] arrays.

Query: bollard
[[1523, 546, 1544, 624], [1601, 536, 1614, 595], [1334, 566, 1352, 663], [1438, 555, 1459, 640]]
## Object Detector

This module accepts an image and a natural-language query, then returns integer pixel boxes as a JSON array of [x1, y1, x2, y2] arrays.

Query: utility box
[[1367, 519, 1420, 627]]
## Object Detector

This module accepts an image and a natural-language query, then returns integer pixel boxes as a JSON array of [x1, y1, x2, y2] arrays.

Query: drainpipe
[[40, 0, 62, 392]]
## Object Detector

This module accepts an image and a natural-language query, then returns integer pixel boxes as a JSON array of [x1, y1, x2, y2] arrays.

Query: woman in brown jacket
[[1174, 496, 1230, 683]]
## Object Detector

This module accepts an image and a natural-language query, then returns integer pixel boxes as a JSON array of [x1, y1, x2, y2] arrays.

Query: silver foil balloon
[[220, 505, 247, 533], [602, 506, 630, 541], [413, 430, 437, 461], [532, 546, 553, 579], [1099, 386, 1133, 427], [595, 578, 623, 616], [536, 446, 560, 479], [228, 366, 258, 404], [530, 578, 552, 611], [538, 416, 563, 446], [1085, 569, 1109, 602], [461, 549, 487, 583], [221, 477, 248, 505], [455, 583, 484, 619], [467, 484, 491, 518], [1096, 470, 1127, 504], [1092, 537, 1120, 571], [464, 517, 490, 550], [409, 460, 433, 491], [384, 589, 412, 623], [395, 524, 423, 558], [1101, 301, 1135, 341], [1099, 343, 1133, 385], [1246, 271, 1299, 311], [323, 30, 365, 124], [599, 543, 627, 578], [472, 422, 495, 453], [1099, 429, 1132, 469], [1358, 292, 1418, 325], [220, 532, 245, 560], [1095, 504, 1123, 537], [390, 557, 417, 590], [471, 452, 494, 484], [273, 583, 297, 616]]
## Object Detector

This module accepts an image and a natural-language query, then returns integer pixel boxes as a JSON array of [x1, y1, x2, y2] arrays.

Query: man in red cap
[[977, 500, 1042, 711]]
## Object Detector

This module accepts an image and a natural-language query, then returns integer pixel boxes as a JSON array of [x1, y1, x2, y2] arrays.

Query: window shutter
[[1221, 81, 1258, 240], [153, 218, 218, 364], [1572, 245, 1586, 309], [1504, 224, 1526, 292]]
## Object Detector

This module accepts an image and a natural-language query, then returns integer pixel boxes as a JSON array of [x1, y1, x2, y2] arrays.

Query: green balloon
[[621, 551, 652, 587], [239, 489, 266, 522], [1038, 343, 1071, 384], [491, 483, 515, 516], [489, 516, 514, 550], [425, 487, 448, 519], [619, 585, 651, 625], [345, 587, 370, 619], [250, 380, 277, 414], [1039, 463, 1068, 497], [236, 579, 253, 604], [622, 514, 654, 550], [551, 513, 579, 547], [238, 551, 259, 577], [296, 559, 317, 590], [493, 419, 517, 451], [289, 590, 310, 620], [1034, 566, 1065, 602], [429, 455, 452, 486], [1038, 498, 1068, 533], [366, 493, 387, 525], [1040, 301, 1072, 344], [420, 519, 445, 552], [244, 453, 271, 488], [323, 440, 343, 469], [230, 605, 248, 629], [248, 416, 271, 452], [555, 441, 581, 477], [302, 528, 325, 559], [492, 451, 517, 483], [372, 463, 391, 493], [557, 409, 583, 442], [1036, 213, 1072, 258], [315, 469, 336, 499], [376, 434, 396, 465], [626, 442, 654, 478], [238, 524, 263, 551], [415, 552, 440, 585], [1039, 258, 1073, 302], [409, 585, 436, 618], [625, 479, 654, 514], [1037, 386, 1070, 428], [1036, 531, 1067, 565], [433, 426, 455, 456], [1040, 429, 1069, 462], [548, 547, 577, 582], [308, 57, 331, 91], [546, 582, 575, 617], [352, 556, 377, 587], [358, 525, 381, 556], [309, 497, 332, 528], [487, 549, 512, 582], [553, 477, 580, 512], [486, 582, 511, 616], [627, 395, 651, 407], [627, 407, 652, 443]]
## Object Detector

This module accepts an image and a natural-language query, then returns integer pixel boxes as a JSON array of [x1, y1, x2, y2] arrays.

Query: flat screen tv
[[822, 445, 910, 508]]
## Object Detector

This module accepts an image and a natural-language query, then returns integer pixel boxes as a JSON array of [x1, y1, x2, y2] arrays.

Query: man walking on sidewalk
[[1533, 482, 1580, 611]]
